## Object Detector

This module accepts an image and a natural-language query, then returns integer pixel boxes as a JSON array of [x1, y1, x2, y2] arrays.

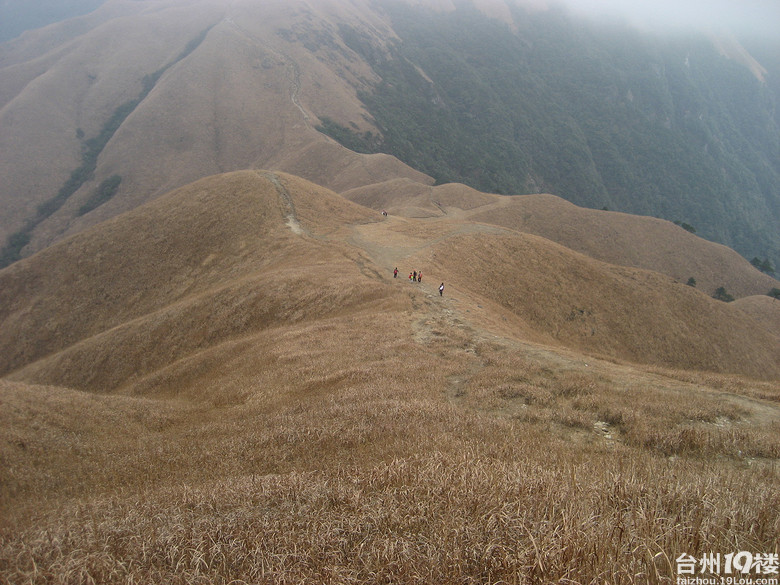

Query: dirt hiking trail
[[346, 212, 780, 447]]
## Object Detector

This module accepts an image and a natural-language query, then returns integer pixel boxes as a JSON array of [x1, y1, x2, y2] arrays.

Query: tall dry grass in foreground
[[2, 301, 778, 584], [2, 437, 777, 584], [1, 176, 778, 584]]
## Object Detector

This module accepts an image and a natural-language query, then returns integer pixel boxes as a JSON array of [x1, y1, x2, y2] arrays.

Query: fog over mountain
[[1, 0, 779, 266], [0, 0, 107, 42], [4, 0, 779, 41], [560, 0, 780, 37]]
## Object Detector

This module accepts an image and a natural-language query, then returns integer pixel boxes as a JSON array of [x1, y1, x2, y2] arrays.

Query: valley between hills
[[1, 170, 778, 583], [1, 0, 779, 581]]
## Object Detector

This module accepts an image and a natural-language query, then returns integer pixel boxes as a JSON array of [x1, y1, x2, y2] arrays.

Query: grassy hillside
[[344, 181, 780, 299], [1, 171, 778, 582], [467, 194, 780, 299], [2, 170, 778, 387], [2, 369, 778, 584], [0, 0, 428, 262], [0, 0, 227, 251], [0, 171, 380, 388]]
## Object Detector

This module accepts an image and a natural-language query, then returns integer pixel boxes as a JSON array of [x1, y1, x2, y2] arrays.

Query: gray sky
[[558, 0, 780, 38]]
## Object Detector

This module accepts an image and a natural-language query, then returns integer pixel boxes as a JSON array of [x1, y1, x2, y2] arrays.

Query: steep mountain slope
[[0, 0, 428, 262], [0, 0, 227, 250], [1, 171, 778, 399], [328, 1, 780, 268], [2, 171, 779, 583], [2, 0, 779, 272], [345, 180, 779, 299]]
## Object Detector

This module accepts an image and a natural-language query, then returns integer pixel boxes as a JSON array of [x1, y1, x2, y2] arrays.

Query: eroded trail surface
[[348, 214, 608, 391], [346, 212, 780, 447], [349, 214, 510, 276]]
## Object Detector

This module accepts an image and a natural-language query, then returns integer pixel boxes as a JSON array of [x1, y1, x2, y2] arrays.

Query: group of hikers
[[384, 212, 444, 295], [393, 267, 445, 296]]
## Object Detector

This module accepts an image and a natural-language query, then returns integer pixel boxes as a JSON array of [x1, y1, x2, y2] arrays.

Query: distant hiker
[[394, 267, 398, 278], [382, 210, 388, 216], [417, 271, 422, 283], [413, 271, 417, 282], [439, 283, 444, 296], [409, 273, 413, 281]]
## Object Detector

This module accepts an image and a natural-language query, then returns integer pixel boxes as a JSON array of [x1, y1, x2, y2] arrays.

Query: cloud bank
[[557, 0, 780, 38]]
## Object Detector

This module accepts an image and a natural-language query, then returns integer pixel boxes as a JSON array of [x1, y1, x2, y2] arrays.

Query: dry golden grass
[[0, 0, 433, 251], [458, 348, 780, 459], [0, 171, 380, 384], [343, 178, 439, 218], [467, 194, 779, 299], [731, 295, 780, 337], [346, 182, 779, 306], [3, 453, 778, 585], [1, 170, 778, 583], [2, 343, 778, 584], [416, 229, 779, 379]]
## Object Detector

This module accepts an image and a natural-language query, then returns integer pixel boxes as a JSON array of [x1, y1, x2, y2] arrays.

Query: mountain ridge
[[3, 3, 780, 580], [1, 0, 779, 269], [2, 170, 777, 391], [1, 168, 779, 582], [343, 179, 779, 298]]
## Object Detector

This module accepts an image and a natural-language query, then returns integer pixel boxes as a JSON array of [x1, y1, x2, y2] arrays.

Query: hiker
[[394, 267, 398, 278], [413, 271, 417, 282], [417, 271, 422, 283], [409, 273, 413, 281], [439, 283, 444, 296]]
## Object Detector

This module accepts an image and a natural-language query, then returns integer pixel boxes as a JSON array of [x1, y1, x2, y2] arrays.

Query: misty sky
[[2, 0, 779, 43], [559, 0, 780, 38], [0, 0, 106, 42]]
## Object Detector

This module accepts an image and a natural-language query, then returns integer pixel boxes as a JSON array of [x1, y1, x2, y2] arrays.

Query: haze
[[559, 0, 780, 37], [0, 0, 105, 41]]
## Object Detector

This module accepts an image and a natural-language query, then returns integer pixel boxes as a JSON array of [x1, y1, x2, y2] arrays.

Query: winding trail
[[223, 17, 310, 125], [343, 212, 590, 407], [260, 171, 305, 235], [247, 170, 780, 440], [343, 211, 780, 438]]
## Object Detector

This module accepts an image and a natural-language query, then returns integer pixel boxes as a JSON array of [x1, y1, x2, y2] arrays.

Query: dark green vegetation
[[0, 26, 213, 269], [324, 4, 780, 269], [77, 175, 122, 217], [751, 257, 775, 275], [317, 117, 381, 155], [713, 286, 735, 303], [674, 221, 696, 234]]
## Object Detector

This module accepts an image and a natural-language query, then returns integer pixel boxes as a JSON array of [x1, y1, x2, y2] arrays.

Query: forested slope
[[323, 3, 780, 269]]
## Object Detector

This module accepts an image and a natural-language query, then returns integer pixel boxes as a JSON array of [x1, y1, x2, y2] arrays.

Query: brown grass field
[[1, 171, 779, 584], [0, 0, 430, 250]]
